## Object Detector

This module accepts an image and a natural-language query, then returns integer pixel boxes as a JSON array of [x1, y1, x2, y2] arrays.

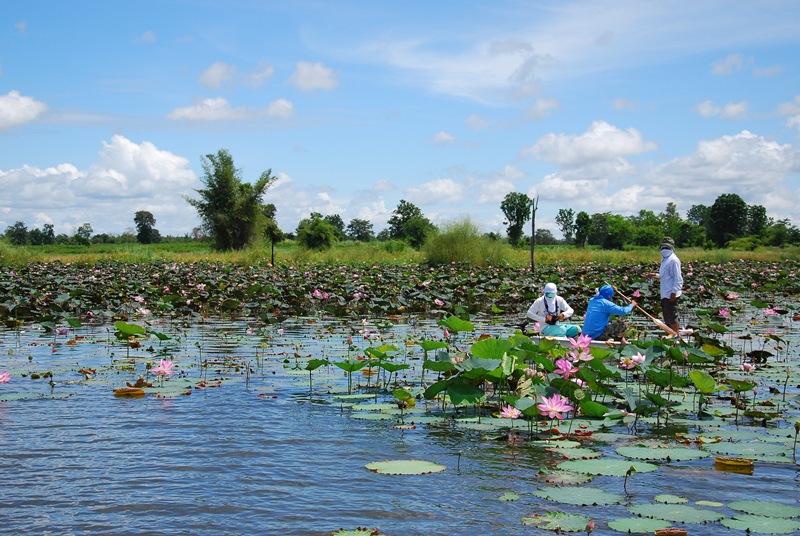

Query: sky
[[2, 0, 800, 239]]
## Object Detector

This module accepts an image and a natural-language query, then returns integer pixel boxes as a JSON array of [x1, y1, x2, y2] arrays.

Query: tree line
[[4, 149, 799, 251]]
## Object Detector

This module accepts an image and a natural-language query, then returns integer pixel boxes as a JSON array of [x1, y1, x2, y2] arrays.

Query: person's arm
[[526, 299, 547, 322], [558, 297, 574, 320]]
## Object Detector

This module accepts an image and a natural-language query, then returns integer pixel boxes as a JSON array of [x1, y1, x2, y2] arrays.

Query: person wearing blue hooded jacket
[[582, 284, 635, 340]]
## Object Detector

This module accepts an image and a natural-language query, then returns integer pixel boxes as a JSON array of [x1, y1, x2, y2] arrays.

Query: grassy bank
[[1, 239, 798, 266]]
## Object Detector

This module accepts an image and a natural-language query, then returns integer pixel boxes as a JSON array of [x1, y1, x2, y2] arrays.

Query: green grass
[[1, 238, 798, 266]]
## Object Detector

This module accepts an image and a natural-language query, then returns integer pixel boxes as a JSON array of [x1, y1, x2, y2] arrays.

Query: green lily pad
[[498, 491, 520, 501], [533, 486, 624, 506], [728, 500, 800, 518], [557, 458, 659, 476], [522, 510, 591, 531], [721, 514, 800, 534], [701, 441, 790, 458], [547, 447, 602, 460], [0, 391, 75, 401], [654, 494, 688, 504], [617, 445, 710, 462], [538, 470, 593, 486], [364, 459, 446, 475], [627, 503, 725, 523], [607, 516, 672, 534]]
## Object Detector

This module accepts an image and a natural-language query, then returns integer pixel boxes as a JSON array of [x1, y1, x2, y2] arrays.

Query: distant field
[[1, 239, 798, 266]]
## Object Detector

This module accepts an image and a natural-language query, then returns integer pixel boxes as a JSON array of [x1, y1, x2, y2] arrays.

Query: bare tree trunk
[[530, 196, 539, 273]]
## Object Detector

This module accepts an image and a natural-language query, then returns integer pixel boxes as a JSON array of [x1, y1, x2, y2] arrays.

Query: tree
[[324, 214, 346, 241], [296, 213, 338, 250], [387, 200, 435, 248], [262, 204, 284, 265], [746, 204, 768, 236], [574, 211, 591, 248], [346, 218, 374, 242], [4, 221, 28, 246], [629, 210, 662, 247], [500, 192, 533, 247], [185, 149, 276, 250], [534, 228, 557, 245], [707, 193, 748, 247], [660, 202, 683, 242], [555, 208, 575, 244], [134, 210, 161, 244], [73, 223, 93, 246], [686, 204, 709, 226]]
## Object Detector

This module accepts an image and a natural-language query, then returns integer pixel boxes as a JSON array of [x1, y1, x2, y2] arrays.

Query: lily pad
[[522, 511, 591, 531], [607, 517, 672, 534], [616, 445, 710, 462], [721, 514, 800, 534], [538, 470, 593, 486], [654, 494, 688, 504], [533, 486, 624, 506], [727, 500, 800, 518], [546, 447, 602, 460], [557, 458, 659, 476], [498, 491, 520, 502], [627, 503, 725, 523], [364, 459, 446, 475]]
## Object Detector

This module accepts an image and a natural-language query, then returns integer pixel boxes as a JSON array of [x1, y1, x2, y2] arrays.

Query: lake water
[[1, 312, 798, 535]]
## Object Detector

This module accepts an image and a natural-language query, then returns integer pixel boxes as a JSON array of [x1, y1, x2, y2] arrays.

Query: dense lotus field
[[1, 258, 798, 324], [1, 259, 800, 535]]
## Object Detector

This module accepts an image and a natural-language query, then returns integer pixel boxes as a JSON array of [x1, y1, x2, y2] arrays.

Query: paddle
[[613, 288, 678, 337]]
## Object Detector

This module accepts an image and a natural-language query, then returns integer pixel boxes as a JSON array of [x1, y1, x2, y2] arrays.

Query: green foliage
[[346, 218, 374, 242], [555, 208, 575, 243], [134, 211, 160, 244], [185, 149, 275, 250], [4, 221, 29, 246], [500, 192, 532, 247], [423, 217, 507, 265], [708, 193, 748, 247], [574, 211, 590, 248], [386, 200, 435, 249], [296, 215, 338, 251]]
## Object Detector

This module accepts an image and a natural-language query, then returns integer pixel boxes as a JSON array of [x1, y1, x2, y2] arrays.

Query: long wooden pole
[[530, 196, 539, 272]]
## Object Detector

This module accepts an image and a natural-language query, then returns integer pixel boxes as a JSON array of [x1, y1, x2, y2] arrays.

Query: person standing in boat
[[582, 284, 634, 340], [646, 236, 683, 334], [525, 282, 581, 337]]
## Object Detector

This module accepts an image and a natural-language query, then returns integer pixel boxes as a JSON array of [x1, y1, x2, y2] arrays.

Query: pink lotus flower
[[531, 321, 541, 333], [152, 358, 175, 377], [0, 371, 11, 384], [57, 327, 69, 336], [500, 404, 521, 419], [619, 356, 637, 370], [718, 309, 729, 317], [726, 292, 739, 300], [434, 298, 444, 307], [536, 393, 574, 420], [763, 308, 777, 316], [631, 352, 645, 365], [554, 358, 578, 379], [740, 363, 756, 373], [632, 289, 641, 298], [569, 333, 593, 350]]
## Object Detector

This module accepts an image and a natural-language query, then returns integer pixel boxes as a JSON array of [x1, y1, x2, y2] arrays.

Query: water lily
[[152, 358, 175, 377], [726, 292, 739, 300], [619, 356, 637, 370], [554, 358, 578, 379], [56, 327, 69, 336], [740, 363, 756, 373], [434, 298, 444, 307], [569, 333, 593, 350], [500, 404, 521, 419], [718, 308, 729, 317], [0, 371, 11, 384], [536, 393, 574, 420], [632, 289, 641, 298], [763, 308, 777, 316]]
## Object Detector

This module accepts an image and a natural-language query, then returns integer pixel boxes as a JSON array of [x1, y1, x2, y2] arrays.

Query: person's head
[[660, 236, 675, 251], [598, 284, 615, 299], [544, 282, 557, 299]]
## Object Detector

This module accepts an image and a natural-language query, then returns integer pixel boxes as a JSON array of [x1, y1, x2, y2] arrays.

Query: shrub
[[423, 217, 508, 266]]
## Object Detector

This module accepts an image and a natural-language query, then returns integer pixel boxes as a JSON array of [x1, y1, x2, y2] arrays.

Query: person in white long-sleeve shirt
[[525, 282, 581, 337], [646, 236, 683, 333]]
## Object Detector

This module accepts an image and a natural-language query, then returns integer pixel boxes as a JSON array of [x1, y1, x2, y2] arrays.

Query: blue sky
[[2, 0, 800, 238]]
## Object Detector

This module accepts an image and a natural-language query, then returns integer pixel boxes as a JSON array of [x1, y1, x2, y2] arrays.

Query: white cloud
[[136, 30, 156, 44], [711, 53, 744, 75], [613, 98, 638, 111], [289, 61, 339, 91], [405, 178, 464, 205], [167, 97, 293, 121], [0, 136, 199, 235], [527, 98, 559, 120], [478, 179, 515, 204], [753, 65, 782, 78], [522, 120, 657, 165], [246, 62, 275, 87], [432, 131, 455, 145], [466, 114, 491, 129], [199, 62, 237, 89], [0, 91, 47, 129], [694, 100, 747, 119]]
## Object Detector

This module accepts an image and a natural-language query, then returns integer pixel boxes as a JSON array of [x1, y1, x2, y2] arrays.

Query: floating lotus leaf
[[557, 458, 659, 476], [364, 459, 446, 475], [616, 445, 710, 462], [721, 514, 800, 534], [696, 500, 724, 507], [701, 441, 790, 459], [531, 439, 582, 449], [727, 500, 800, 518], [498, 491, 519, 501], [607, 516, 671, 533], [627, 503, 725, 523], [654, 494, 688, 504], [350, 412, 390, 421], [332, 393, 376, 400], [0, 392, 75, 401], [538, 470, 593, 486], [521, 510, 591, 531], [533, 486, 624, 506], [547, 447, 602, 460]]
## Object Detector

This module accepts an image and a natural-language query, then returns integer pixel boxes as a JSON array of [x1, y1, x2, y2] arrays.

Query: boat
[[525, 334, 622, 349]]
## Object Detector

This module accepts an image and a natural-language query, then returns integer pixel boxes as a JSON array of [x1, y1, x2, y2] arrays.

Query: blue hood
[[598, 284, 615, 299]]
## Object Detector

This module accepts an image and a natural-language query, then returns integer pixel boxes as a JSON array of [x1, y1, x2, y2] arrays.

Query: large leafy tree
[[346, 218, 374, 242], [500, 192, 532, 247], [4, 221, 28, 245], [746, 204, 768, 236], [134, 210, 161, 244], [186, 149, 276, 250], [574, 211, 591, 248], [555, 208, 575, 243], [296, 213, 338, 250], [387, 200, 435, 248], [324, 214, 346, 241], [707, 193, 748, 247]]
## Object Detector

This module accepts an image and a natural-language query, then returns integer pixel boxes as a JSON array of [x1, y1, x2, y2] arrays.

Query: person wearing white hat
[[524, 282, 581, 337], [646, 236, 684, 333]]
